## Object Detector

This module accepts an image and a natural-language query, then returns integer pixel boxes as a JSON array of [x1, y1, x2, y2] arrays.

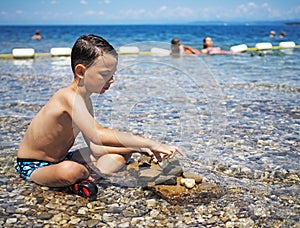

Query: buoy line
[[0, 42, 299, 59]]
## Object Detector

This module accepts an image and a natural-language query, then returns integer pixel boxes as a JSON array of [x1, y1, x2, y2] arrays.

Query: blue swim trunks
[[15, 152, 74, 181]]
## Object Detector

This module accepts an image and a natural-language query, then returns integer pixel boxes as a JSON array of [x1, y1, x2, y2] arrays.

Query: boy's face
[[83, 53, 117, 94]]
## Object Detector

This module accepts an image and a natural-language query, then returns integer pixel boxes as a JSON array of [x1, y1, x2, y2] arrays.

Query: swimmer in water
[[201, 36, 230, 55], [171, 38, 200, 57]]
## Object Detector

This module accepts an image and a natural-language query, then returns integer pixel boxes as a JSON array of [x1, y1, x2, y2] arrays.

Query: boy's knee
[[96, 154, 127, 174], [108, 154, 127, 165], [59, 161, 89, 184]]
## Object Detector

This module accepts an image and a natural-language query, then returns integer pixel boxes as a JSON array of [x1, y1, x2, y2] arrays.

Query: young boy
[[16, 34, 183, 198]]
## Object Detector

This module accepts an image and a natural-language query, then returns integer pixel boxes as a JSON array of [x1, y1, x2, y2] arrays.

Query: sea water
[[0, 24, 299, 203]]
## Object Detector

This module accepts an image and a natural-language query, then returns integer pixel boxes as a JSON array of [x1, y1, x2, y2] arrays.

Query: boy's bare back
[[18, 84, 85, 162]]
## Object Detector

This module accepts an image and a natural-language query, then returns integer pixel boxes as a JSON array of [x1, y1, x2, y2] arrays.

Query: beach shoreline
[[0, 39, 299, 227]]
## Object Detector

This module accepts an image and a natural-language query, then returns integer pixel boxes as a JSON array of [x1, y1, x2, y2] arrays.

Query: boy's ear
[[74, 64, 86, 79]]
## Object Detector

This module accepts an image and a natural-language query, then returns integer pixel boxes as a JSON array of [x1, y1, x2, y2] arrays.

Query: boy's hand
[[139, 148, 155, 158], [150, 144, 185, 162]]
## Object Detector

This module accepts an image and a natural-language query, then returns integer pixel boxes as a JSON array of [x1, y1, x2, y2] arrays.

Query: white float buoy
[[279, 41, 296, 49], [118, 46, 140, 54], [12, 48, 35, 58], [230, 44, 248, 53], [50, 47, 72, 56], [150, 47, 170, 56], [255, 42, 273, 50]]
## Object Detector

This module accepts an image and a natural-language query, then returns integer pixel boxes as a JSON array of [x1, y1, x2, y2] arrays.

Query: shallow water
[[1, 48, 299, 164], [0, 40, 299, 226]]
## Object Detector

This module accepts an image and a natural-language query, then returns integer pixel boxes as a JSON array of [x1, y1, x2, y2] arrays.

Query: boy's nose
[[109, 76, 114, 84], [108, 78, 114, 84]]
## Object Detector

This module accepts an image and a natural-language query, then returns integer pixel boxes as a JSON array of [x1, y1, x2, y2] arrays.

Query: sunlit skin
[[171, 38, 200, 56], [204, 37, 214, 48], [17, 52, 184, 187]]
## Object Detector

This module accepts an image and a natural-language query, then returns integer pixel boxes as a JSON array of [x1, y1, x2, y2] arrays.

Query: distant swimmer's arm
[[184, 45, 198, 54]]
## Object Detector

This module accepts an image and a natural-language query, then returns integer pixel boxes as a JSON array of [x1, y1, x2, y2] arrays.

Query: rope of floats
[[0, 41, 299, 59]]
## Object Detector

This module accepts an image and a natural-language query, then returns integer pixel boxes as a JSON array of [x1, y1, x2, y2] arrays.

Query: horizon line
[[1, 19, 299, 26]]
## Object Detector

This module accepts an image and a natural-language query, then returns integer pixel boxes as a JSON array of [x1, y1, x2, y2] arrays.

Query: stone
[[52, 213, 63, 223], [107, 203, 122, 213], [6, 218, 17, 224], [6, 206, 16, 214], [163, 166, 183, 176], [149, 209, 160, 217], [146, 199, 157, 208], [154, 175, 177, 185], [225, 221, 235, 228], [180, 178, 196, 189], [77, 207, 88, 215], [15, 207, 30, 214], [0, 177, 8, 184], [182, 172, 203, 184], [153, 183, 187, 198], [37, 213, 54, 220], [87, 219, 100, 228], [139, 168, 161, 183], [152, 181, 224, 205], [69, 217, 81, 225], [118, 221, 130, 227], [239, 218, 255, 227], [102, 213, 114, 222], [161, 159, 182, 175], [206, 216, 218, 225]]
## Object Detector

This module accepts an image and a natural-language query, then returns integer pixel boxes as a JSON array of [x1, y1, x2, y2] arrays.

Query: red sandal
[[68, 179, 98, 199]]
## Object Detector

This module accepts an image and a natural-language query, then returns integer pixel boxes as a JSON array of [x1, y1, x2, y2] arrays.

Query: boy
[[16, 34, 183, 198]]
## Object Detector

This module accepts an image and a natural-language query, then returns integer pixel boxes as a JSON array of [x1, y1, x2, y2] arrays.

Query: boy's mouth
[[103, 85, 110, 90]]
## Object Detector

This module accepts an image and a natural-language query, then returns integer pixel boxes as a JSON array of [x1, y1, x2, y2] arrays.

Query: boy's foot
[[68, 179, 98, 199]]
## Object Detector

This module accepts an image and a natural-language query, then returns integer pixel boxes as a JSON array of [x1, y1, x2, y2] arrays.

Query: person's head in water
[[203, 37, 213, 49], [32, 30, 42, 40]]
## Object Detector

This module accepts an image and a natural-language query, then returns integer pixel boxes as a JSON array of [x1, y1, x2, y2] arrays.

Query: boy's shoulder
[[54, 85, 77, 98], [49, 85, 78, 108]]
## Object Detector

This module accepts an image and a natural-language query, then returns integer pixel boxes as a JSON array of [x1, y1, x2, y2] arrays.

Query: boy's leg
[[69, 147, 132, 174], [30, 160, 89, 187], [69, 147, 97, 166], [95, 154, 131, 174]]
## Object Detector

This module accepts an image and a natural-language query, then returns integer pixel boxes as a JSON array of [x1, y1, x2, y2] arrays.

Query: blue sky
[[0, 0, 299, 25]]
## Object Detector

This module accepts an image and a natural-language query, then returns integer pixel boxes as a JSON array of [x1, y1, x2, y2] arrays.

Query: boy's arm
[[85, 138, 156, 159], [91, 143, 134, 156], [72, 95, 184, 160], [84, 136, 135, 156]]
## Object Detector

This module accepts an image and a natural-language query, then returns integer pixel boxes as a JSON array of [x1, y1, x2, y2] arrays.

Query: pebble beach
[[1, 42, 300, 227]]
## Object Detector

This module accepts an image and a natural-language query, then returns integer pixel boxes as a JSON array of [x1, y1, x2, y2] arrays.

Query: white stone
[[146, 199, 157, 208], [180, 178, 196, 189], [6, 218, 17, 224]]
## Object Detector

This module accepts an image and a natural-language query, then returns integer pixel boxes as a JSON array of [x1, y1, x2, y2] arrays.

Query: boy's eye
[[101, 73, 112, 79]]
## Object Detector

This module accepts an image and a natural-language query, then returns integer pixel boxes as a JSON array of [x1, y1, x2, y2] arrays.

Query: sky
[[0, 0, 299, 25]]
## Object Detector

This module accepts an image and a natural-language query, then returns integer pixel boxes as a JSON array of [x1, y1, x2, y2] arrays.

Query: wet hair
[[170, 38, 181, 56], [203, 37, 208, 49], [171, 38, 180, 45], [71, 34, 118, 73]]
